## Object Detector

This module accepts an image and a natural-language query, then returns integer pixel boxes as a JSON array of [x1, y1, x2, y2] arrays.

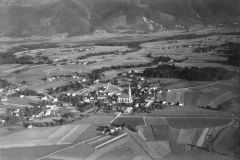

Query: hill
[[0, 0, 240, 37]]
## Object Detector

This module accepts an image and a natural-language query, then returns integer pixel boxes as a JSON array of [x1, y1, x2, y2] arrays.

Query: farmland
[[0, 27, 240, 160], [0, 124, 90, 148]]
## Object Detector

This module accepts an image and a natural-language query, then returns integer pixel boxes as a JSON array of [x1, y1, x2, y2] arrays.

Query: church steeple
[[128, 83, 132, 103]]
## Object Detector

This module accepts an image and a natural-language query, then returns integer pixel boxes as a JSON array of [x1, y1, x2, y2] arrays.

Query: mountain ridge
[[0, 0, 240, 37]]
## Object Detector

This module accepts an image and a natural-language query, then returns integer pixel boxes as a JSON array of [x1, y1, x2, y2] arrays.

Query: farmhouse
[[97, 95, 107, 100]]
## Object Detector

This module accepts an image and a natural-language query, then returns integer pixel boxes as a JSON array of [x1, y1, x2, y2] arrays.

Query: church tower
[[128, 83, 133, 103]]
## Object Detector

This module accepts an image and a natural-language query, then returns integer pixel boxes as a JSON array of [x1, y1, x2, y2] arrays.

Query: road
[[117, 115, 234, 119], [2, 102, 30, 108], [2, 65, 28, 74], [46, 68, 58, 76]]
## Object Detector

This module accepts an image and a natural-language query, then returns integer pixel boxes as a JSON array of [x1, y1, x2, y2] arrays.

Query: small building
[[27, 124, 33, 129], [82, 79, 87, 82], [145, 100, 154, 108], [94, 79, 100, 83], [52, 98, 58, 102], [41, 96, 48, 101], [125, 107, 133, 114], [179, 103, 184, 107], [97, 95, 107, 100]]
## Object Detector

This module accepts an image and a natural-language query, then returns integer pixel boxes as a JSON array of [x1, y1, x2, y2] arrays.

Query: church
[[117, 84, 133, 103]]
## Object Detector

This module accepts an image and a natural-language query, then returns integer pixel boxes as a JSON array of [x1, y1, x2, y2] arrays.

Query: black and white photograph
[[0, 0, 239, 160]]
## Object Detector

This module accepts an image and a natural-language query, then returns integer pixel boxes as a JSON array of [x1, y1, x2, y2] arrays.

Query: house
[[162, 101, 167, 105], [104, 85, 122, 96], [125, 107, 133, 114], [1, 98, 8, 102], [47, 77, 56, 82], [145, 100, 154, 108], [84, 98, 90, 103], [27, 124, 33, 129], [45, 110, 51, 116], [52, 98, 58, 102], [0, 119, 5, 124], [94, 79, 100, 83], [97, 95, 107, 100], [41, 96, 48, 101]]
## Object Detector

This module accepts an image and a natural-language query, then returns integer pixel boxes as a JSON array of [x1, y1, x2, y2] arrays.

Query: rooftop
[[118, 94, 130, 99]]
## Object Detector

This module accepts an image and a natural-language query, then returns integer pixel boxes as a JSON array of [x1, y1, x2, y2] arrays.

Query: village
[[0, 68, 185, 128], [0, 1, 240, 159]]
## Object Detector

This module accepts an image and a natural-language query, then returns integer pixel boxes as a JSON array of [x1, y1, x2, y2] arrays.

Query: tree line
[[0, 79, 10, 88], [141, 64, 234, 81], [193, 45, 217, 53], [0, 42, 58, 64], [87, 55, 187, 82], [10, 89, 44, 97], [47, 81, 85, 94], [194, 42, 240, 67], [222, 42, 240, 66], [77, 45, 142, 60]]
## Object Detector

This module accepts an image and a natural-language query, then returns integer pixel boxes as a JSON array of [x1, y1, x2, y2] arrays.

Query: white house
[[125, 107, 133, 114]]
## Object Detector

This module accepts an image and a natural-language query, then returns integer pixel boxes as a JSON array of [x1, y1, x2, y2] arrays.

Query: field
[[3, 64, 55, 85], [218, 97, 240, 115], [142, 34, 240, 71], [113, 107, 234, 130], [27, 80, 68, 93], [166, 117, 232, 129], [0, 64, 24, 73], [0, 115, 114, 160], [113, 115, 232, 129], [98, 144, 135, 160], [0, 145, 66, 160], [15, 46, 130, 61], [3, 96, 41, 107], [1, 28, 240, 160], [134, 107, 234, 118], [0, 124, 90, 148], [112, 116, 146, 126], [1, 29, 239, 95], [155, 77, 240, 107]]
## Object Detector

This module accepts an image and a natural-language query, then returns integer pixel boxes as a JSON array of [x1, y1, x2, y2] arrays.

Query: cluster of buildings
[[0, 82, 23, 103], [0, 67, 186, 127], [53, 58, 95, 66], [80, 70, 185, 114], [45, 74, 88, 82], [15, 49, 46, 57]]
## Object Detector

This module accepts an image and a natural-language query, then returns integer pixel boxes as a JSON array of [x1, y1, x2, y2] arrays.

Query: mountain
[[0, 0, 240, 37]]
